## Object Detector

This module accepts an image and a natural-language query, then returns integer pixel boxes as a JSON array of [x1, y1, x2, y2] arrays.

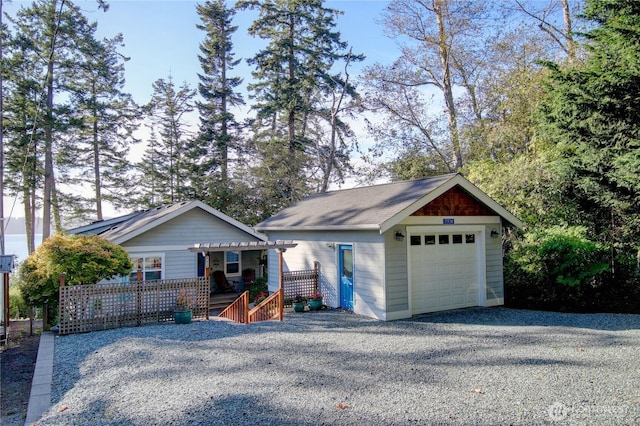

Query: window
[[129, 255, 163, 282], [410, 235, 422, 246], [425, 235, 436, 245], [452, 234, 463, 244], [225, 251, 240, 275], [439, 235, 449, 245], [465, 234, 475, 244]]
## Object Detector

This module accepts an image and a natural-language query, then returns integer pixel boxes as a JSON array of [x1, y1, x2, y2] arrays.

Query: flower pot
[[173, 310, 192, 324], [293, 302, 306, 312], [309, 299, 323, 311]]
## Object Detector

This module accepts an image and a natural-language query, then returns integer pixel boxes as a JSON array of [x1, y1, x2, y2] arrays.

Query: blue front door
[[339, 244, 354, 310]]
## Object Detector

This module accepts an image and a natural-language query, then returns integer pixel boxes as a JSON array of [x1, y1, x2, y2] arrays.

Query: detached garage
[[256, 173, 523, 321]]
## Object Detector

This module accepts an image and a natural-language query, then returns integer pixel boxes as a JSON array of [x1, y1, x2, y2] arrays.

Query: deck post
[[277, 249, 286, 321], [276, 247, 287, 291]]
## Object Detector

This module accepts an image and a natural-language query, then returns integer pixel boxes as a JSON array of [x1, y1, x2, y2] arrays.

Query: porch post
[[277, 248, 286, 290], [277, 249, 286, 320]]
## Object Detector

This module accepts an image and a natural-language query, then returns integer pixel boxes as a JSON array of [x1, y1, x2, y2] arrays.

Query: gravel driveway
[[37, 308, 640, 425]]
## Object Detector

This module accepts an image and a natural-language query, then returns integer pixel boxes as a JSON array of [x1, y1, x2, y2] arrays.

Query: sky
[[3, 0, 399, 221], [6, 0, 398, 115], [1, 0, 577, 254], [87, 0, 397, 106]]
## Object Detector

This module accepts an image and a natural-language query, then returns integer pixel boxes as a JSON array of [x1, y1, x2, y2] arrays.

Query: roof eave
[[112, 200, 268, 245], [255, 224, 380, 232], [379, 174, 524, 233]]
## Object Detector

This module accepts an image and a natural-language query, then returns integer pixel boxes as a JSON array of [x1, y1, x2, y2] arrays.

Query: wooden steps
[[209, 292, 241, 313]]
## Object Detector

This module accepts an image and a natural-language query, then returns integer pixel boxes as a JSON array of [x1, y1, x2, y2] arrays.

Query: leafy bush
[[9, 283, 28, 319], [19, 234, 133, 326], [249, 276, 268, 302], [505, 225, 613, 312]]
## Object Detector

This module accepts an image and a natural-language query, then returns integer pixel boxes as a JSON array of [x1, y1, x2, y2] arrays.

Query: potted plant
[[254, 291, 269, 305], [174, 289, 194, 324], [308, 292, 323, 311], [292, 294, 307, 312]]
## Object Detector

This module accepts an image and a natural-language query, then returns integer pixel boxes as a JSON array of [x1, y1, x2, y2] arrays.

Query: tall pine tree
[[192, 0, 244, 211], [4, 0, 109, 242], [139, 76, 196, 205], [238, 0, 360, 214], [540, 0, 640, 274], [65, 33, 140, 222]]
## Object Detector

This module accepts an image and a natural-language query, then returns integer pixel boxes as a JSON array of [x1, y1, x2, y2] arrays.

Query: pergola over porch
[[187, 240, 298, 289]]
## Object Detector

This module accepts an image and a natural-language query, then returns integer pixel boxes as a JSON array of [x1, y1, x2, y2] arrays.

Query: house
[[255, 173, 523, 321], [68, 200, 268, 292]]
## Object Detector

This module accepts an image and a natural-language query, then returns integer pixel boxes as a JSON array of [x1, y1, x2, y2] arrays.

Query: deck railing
[[249, 289, 283, 322], [218, 263, 319, 324], [218, 291, 249, 324], [218, 289, 284, 324]]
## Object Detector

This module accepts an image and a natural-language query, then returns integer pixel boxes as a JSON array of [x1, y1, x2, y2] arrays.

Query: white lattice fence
[[59, 277, 209, 335], [282, 263, 319, 307]]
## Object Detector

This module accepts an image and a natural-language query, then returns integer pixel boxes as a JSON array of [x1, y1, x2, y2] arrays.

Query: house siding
[[122, 208, 264, 280], [384, 228, 409, 313], [484, 223, 504, 303], [265, 230, 387, 320]]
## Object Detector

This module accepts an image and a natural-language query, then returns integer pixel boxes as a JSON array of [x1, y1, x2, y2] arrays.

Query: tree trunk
[[0, 0, 4, 255], [434, 0, 463, 171], [220, 28, 229, 187], [42, 59, 54, 239], [562, 0, 576, 60], [93, 102, 103, 220]]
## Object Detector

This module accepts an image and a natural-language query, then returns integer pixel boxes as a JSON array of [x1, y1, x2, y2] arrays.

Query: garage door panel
[[411, 232, 479, 315]]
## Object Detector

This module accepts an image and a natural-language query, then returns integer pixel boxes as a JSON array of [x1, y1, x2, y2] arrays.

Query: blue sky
[[89, 0, 394, 106], [3, 0, 399, 221], [3, 0, 396, 108]]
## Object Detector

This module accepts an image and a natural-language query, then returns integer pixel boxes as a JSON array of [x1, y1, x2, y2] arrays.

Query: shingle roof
[[256, 173, 523, 232], [68, 200, 266, 244], [256, 174, 458, 231]]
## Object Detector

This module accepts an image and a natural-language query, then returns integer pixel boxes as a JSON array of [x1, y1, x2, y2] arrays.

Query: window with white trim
[[129, 255, 163, 282], [225, 251, 240, 275]]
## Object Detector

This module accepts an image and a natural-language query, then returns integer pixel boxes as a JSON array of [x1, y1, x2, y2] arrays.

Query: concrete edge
[[24, 331, 55, 426]]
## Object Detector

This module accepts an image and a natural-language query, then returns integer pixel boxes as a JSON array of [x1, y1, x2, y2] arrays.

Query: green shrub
[[249, 276, 268, 301], [9, 284, 28, 319], [505, 225, 612, 311], [19, 233, 133, 327]]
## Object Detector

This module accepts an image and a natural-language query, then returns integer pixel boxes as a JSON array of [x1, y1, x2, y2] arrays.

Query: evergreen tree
[[2, 25, 45, 254], [65, 33, 140, 223], [133, 126, 164, 209], [4, 0, 108, 243], [540, 0, 640, 274], [141, 75, 196, 204], [193, 0, 244, 211], [238, 0, 361, 212]]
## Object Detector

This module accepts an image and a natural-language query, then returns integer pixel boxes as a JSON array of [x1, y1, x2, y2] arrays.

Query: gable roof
[[255, 174, 523, 233], [68, 200, 267, 245]]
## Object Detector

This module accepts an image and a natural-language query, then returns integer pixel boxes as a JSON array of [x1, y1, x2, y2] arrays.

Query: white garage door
[[410, 232, 479, 314]]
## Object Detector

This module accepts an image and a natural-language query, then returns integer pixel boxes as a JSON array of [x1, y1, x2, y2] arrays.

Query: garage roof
[[256, 174, 523, 233]]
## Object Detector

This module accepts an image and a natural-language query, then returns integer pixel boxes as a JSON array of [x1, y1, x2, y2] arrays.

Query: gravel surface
[[37, 308, 640, 425]]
